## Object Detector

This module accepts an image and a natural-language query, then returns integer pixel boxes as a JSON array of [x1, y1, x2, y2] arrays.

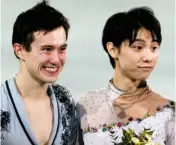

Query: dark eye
[[133, 46, 143, 51], [60, 47, 66, 51], [152, 46, 158, 51], [44, 47, 52, 51]]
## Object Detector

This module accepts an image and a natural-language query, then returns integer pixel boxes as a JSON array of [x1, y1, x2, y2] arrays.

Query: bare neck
[[113, 67, 141, 93], [15, 67, 49, 100]]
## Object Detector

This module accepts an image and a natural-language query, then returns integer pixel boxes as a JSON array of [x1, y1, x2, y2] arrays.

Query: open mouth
[[43, 66, 59, 74]]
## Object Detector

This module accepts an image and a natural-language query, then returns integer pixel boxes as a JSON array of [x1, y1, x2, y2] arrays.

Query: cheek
[[121, 54, 138, 66], [38, 52, 51, 61], [28, 53, 50, 69], [153, 55, 159, 64], [59, 52, 66, 61]]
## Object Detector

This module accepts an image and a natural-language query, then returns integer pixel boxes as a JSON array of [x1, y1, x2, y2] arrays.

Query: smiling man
[[1, 1, 79, 145]]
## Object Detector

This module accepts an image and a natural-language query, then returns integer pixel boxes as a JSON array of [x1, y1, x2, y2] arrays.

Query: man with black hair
[[78, 7, 175, 145], [1, 1, 79, 145]]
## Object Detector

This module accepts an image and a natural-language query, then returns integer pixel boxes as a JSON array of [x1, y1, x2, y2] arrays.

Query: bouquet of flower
[[111, 128, 160, 145]]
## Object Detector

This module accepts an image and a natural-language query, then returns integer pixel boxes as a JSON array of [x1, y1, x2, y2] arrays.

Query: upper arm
[[77, 94, 90, 130], [165, 115, 175, 145]]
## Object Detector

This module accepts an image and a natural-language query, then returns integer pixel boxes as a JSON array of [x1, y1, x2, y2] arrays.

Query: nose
[[50, 51, 61, 64], [142, 49, 153, 63]]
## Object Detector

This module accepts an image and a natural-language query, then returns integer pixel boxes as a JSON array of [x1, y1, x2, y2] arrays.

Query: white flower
[[145, 134, 152, 141], [145, 142, 155, 145], [131, 137, 140, 144]]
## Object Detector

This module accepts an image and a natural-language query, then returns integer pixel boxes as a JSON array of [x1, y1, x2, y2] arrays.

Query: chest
[[24, 100, 53, 145], [113, 99, 165, 122]]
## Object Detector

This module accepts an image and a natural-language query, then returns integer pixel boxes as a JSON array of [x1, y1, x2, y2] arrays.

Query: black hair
[[12, 0, 70, 59], [102, 6, 162, 68]]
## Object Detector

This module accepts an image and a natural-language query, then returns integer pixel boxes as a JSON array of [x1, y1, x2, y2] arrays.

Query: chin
[[135, 72, 152, 80], [47, 78, 58, 84], [40, 76, 58, 84], [137, 75, 150, 81]]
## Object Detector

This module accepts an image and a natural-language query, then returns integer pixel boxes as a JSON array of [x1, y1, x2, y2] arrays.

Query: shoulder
[[149, 90, 175, 111], [1, 83, 12, 134], [1, 82, 7, 93], [155, 91, 175, 115], [78, 87, 107, 103], [52, 84, 72, 96], [77, 87, 107, 107], [51, 84, 73, 103], [51, 84, 76, 113], [155, 97, 175, 123], [1, 82, 11, 110], [52, 83, 77, 119], [77, 87, 107, 116], [147, 92, 175, 143]]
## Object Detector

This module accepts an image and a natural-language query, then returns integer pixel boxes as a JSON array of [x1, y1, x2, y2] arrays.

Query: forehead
[[32, 26, 66, 47], [135, 28, 153, 41]]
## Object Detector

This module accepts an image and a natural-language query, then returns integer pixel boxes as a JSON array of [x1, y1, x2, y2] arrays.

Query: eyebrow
[[60, 44, 68, 48], [133, 39, 158, 43], [41, 44, 68, 48]]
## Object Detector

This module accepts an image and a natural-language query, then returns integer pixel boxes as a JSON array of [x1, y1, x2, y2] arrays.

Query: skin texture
[[107, 28, 159, 92], [14, 26, 67, 85], [12, 26, 67, 144]]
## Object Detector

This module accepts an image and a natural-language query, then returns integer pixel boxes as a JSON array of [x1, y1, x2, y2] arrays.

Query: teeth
[[45, 67, 58, 73]]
